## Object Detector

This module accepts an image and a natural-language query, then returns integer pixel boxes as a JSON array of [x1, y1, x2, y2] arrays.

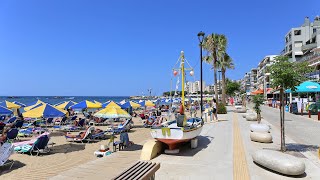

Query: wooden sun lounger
[[112, 161, 160, 180]]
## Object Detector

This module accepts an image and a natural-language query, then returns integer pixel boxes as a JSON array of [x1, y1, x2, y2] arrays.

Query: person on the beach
[[212, 99, 218, 121]]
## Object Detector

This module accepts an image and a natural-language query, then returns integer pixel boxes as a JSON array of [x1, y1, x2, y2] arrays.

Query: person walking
[[212, 99, 218, 121]]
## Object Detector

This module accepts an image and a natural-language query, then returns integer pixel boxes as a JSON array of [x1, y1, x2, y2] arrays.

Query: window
[[294, 30, 301, 35], [294, 41, 303, 48], [314, 28, 317, 33]]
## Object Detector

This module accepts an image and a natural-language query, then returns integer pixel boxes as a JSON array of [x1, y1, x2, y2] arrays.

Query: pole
[[200, 43, 203, 121]]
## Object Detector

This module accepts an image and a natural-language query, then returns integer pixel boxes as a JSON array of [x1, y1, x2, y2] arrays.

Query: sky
[[0, 0, 319, 96]]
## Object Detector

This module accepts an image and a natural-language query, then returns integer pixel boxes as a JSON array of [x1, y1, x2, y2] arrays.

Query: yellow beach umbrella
[[23, 103, 67, 118], [94, 107, 131, 118], [145, 100, 155, 107], [104, 101, 121, 109], [24, 100, 45, 111], [0, 100, 21, 109], [94, 100, 102, 106], [129, 101, 141, 108], [55, 101, 77, 110]]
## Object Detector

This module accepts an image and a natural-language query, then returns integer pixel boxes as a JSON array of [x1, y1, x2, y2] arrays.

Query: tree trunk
[[221, 68, 226, 106], [257, 113, 261, 124], [214, 61, 218, 102], [280, 87, 286, 151]]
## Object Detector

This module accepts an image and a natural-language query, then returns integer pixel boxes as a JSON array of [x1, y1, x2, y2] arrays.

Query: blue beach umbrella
[[23, 104, 67, 118], [13, 101, 27, 107], [0, 106, 13, 115]]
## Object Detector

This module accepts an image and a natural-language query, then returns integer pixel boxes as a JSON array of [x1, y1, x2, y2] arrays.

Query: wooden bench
[[113, 161, 160, 180]]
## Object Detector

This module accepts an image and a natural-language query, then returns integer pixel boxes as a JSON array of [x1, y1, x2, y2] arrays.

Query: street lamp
[[198, 31, 205, 120]]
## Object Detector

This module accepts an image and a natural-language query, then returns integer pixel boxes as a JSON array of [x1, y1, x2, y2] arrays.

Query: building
[[257, 55, 277, 97], [185, 81, 206, 94], [282, 16, 320, 62]]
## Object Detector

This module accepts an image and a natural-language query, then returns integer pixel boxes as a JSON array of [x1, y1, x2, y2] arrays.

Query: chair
[[0, 143, 15, 169], [69, 116, 77, 121], [16, 135, 50, 156], [113, 119, 132, 134], [65, 126, 95, 143], [45, 118, 54, 127], [13, 120, 24, 128], [6, 128, 19, 142], [0, 115, 6, 121]]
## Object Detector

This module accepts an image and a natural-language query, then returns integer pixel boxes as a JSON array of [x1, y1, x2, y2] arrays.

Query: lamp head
[[197, 31, 205, 43]]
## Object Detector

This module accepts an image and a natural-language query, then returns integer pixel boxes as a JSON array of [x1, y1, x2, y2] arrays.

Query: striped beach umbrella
[[103, 101, 122, 109], [55, 101, 77, 110], [24, 100, 46, 111], [94, 107, 131, 119], [70, 100, 102, 109], [23, 104, 67, 118], [0, 106, 13, 115], [0, 101, 21, 109], [121, 101, 141, 109], [13, 101, 27, 107]]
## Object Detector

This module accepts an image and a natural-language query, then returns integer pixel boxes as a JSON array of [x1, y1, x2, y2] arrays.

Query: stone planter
[[246, 114, 257, 121], [252, 150, 305, 176], [250, 124, 270, 133], [250, 132, 272, 143]]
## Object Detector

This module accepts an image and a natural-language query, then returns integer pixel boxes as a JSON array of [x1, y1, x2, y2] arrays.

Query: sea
[[0, 96, 130, 106]]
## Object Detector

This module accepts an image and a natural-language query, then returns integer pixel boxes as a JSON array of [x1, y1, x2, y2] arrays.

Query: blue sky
[[0, 0, 319, 96]]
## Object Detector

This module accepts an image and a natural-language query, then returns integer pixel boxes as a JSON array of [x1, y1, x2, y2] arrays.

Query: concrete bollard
[[309, 110, 311, 118], [204, 113, 207, 122]]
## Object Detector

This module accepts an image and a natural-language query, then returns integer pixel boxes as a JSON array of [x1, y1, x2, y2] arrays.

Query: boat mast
[[181, 51, 185, 113]]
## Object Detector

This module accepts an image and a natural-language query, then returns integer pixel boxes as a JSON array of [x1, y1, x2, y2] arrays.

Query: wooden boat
[[150, 51, 203, 150]]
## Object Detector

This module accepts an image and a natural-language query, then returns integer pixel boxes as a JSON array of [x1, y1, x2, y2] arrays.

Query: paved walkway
[[50, 107, 320, 179]]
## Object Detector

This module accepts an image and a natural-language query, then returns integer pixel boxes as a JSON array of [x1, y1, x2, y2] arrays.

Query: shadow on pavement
[[171, 135, 214, 157], [286, 143, 319, 153], [253, 161, 307, 178]]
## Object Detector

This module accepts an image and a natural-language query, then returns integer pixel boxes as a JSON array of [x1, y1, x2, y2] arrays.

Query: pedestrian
[[212, 99, 218, 121]]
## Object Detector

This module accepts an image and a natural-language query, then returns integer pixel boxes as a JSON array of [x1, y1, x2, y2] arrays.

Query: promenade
[[49, 106, 320, 179]]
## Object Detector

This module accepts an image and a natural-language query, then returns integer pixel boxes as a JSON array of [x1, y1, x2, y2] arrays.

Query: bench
[[113, 161, 160, 180]]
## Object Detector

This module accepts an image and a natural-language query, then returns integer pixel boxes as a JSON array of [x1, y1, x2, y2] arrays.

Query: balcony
[[302, 43, 317, 52]]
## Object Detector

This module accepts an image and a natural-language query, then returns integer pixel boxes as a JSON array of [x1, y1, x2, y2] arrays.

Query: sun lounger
[[13, 132, 50, 147], [0, 142, 15, 169], [65, 126, 94, 143], [15, 135, 50, 156], [112, 119, 132, 134]]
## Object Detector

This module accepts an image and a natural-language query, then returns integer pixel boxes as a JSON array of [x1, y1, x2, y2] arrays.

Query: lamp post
[[198, 31, 205, 120]]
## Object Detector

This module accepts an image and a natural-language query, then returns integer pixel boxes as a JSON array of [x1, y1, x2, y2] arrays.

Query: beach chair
[[0, 122, 5, 133], [13, 120, 24, 128], [0, 115, 6, 121], [65, 126, 94, 143], [15, 135, 50, 156], [18, 128, 34, 137], [44, 118, 54, 127], [112, 119, 132, 134], [5, 128, 19, 142], [113, 161, 160, 180], [0, 142, 15, 169], [69, 116, 77, 121]]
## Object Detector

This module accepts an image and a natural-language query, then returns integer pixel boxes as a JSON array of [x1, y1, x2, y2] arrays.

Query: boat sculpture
[[150, 51, 203, 150]]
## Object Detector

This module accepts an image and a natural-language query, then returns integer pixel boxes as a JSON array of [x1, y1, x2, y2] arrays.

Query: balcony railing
[[302, 43, 317, 52]]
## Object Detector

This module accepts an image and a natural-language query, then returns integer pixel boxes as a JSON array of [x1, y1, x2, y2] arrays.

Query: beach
[[0, 116, 152, 180]]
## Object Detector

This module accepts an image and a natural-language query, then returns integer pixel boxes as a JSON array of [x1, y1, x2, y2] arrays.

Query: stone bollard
[[204, 113, 208, 122]]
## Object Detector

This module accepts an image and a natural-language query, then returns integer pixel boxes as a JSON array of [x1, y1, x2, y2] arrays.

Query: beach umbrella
[[285, 81, 320, 93], [55, 101, 77, 110], [251, 89, 264, 95], [94, 100, 102, 106], [103, 101, 122, 109], [101, 101, 111, 108], [70, 100, 102, 109], [94, 107, 131, 119], [139, 100, 155, 107], [24, 100, 46, 111], [0, 106, 13, 115], [119, 99, 126, 105], [0, 101, 21, 109], [121, 101, 141, 109], [13, 101, 26, 107], [23, 104, 67, 118]]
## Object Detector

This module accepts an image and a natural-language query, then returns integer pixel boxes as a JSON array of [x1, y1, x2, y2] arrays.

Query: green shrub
[[217, 103, 227, 114]]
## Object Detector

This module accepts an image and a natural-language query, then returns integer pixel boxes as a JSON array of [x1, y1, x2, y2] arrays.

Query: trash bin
[[285, 105, 289, 112]]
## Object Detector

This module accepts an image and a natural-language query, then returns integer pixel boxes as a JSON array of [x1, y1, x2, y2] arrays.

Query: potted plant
[[253, 95, 264, 123]]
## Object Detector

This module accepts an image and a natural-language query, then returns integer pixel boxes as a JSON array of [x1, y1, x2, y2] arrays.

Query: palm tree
[[203, 33, 227, 103], [217, 53, 234, 105]]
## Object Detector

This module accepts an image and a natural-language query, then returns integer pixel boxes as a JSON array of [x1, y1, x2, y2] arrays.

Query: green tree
[[217, 53, 234, 105], [252, 95, 264, 123], [269, 56, 313, 151], [203, 33, 227, 103], [226, 79, 240, 96]]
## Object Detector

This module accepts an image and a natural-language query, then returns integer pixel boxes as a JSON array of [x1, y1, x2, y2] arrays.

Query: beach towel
[[13, 132, 50, 147]]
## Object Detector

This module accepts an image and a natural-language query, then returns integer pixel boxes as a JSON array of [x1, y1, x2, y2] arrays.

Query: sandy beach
[[0, 116, 152, 180]]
